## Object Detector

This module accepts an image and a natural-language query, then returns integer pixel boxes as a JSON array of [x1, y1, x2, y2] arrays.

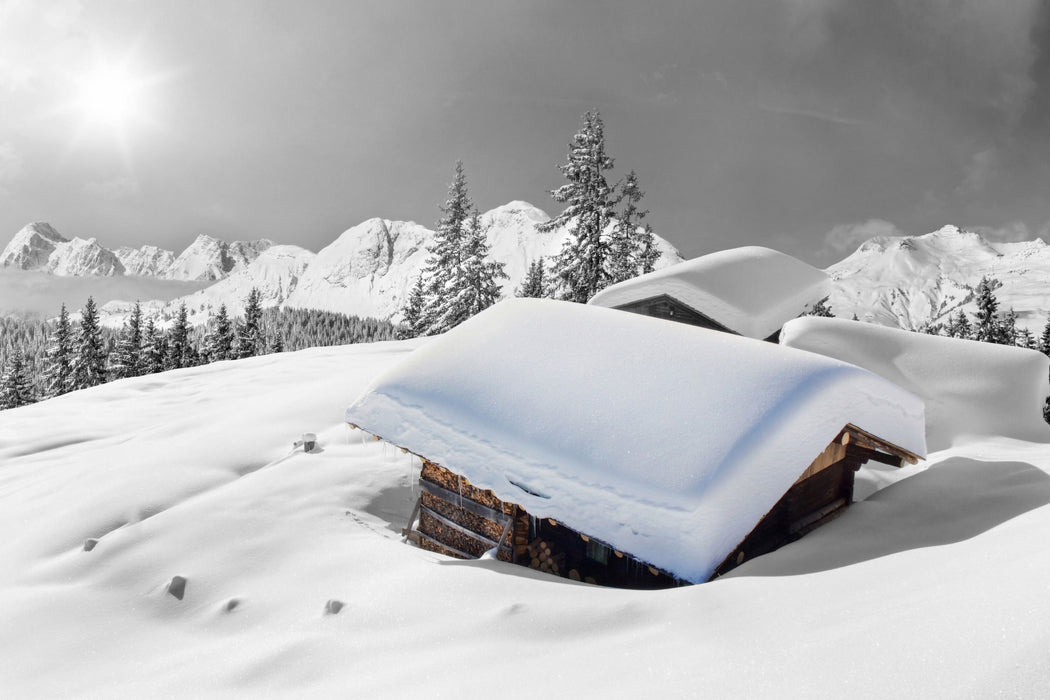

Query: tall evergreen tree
[[458, 209, 507, 318], [608, 169, 650, 284], [42, 304, 73, 398], [69, 297, 107, 391], [1001, 308, 1019, 346], [110, 302, 144, 379], [637, 223, 660, 275], [203, 304, 235, 362], [0, 353, 34, 409], [1039, 316, 1050, 357], [236, 288, 265, 358], [542, 110, 618, 302], [141, 319, 166, 374], [972, 277, 1003, 343], [418, 161, 474, 335], [517, 258, 553, 299], [945, 309, 972, 339], [166, 303, 193, 370], [399, 275, 427, 339]]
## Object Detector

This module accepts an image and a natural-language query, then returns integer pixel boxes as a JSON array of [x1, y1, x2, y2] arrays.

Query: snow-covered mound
[[3, 339, 1050, 696], [781, 316, 1050, 451], [346, 299, 925, 582], [165, 234, 273, 281], [829, 225, 1050, 334], [590, 246, 829, 339]]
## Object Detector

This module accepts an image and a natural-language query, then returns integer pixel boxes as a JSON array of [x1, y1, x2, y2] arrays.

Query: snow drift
[[346, 299, 925, 582], [589, 246, 829, 339], [781, 316, 1050, 451]]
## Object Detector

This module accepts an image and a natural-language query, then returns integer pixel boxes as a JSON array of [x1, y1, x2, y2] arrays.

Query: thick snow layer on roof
[[781, 317, 1050, 451], [346, 299, 925, 582], [588, 246, 830, 339]]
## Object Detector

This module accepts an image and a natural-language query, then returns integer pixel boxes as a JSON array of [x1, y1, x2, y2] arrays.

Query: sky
[[1, 0, 1049, 264]]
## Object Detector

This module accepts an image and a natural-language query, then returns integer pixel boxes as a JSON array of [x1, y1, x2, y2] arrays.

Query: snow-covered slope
[[1, 223, 126, 276], [0, 222, 67, 270], [116, 244, 177, 277], [165, 234, 273, 281], [782, 316, 1050, 451], [829, 225, 1050, 333], [347, 299, 925, 583], [134, 244, 316, 325], [283, 201, 683, 321], [2, 339, 1049, 696]]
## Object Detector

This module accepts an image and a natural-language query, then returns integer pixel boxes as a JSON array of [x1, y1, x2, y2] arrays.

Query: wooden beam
[[420, 504, 510, 551], [418, 479, 511, 526], [407, 529, 474, 560], [401, 496, 422, 540], [843, 423, 921, 465]]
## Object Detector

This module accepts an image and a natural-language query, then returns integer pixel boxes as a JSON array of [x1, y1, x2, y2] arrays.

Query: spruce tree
[[458, 209, 507, 319], [637, 223, 660, 275], [140, 318, 166, 374], [1039, 316, 1050, 357], [166, 303, 192, 370], [204, 304, 235, 362], [236, 288, 264, 358], [267, 332, 284, 354], [542, 110, 617, 302], [0, 353, 34, 409], [69, 297, 107, 391], [517, 258, 552, 299], [608, 169, 650, 284], [804, 297, 834, 318], [110, 302, 144, 379], [945, 309, 972, 339], [972, 277, 1002, 343], [42, 304, 73, 398], [418, 161, 473, 335], [399, 275, 427, 339]]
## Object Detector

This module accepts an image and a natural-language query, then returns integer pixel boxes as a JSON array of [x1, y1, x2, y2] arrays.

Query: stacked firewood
[[526, 538, 564, 576]]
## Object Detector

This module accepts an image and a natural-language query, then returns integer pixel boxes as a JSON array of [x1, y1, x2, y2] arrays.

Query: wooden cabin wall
[[615, 295, 733, 334]]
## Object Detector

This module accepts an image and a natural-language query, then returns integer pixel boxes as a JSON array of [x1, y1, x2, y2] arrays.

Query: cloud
[[0, 141, 24, 196], [956, 148, 999, 197], [822, 219, 905, 256], [970, 221, 1050, 244], [0, 0, 85, 91], [84, 175, 140, 200]]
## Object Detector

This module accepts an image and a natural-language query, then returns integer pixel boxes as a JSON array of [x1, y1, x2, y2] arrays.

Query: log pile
[[525, 538, 565, 576]]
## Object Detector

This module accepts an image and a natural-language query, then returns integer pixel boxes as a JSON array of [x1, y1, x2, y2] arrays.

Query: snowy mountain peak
[[46, 237, 126, 276], [482, 201, 551, 226], [166, 235, 273, 281], [1, 222, 70, 270], [115, 244, 177, 277]]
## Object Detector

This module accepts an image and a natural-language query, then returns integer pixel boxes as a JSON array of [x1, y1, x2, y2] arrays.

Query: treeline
[[401, 110, 658, 338], [0, 289, 395, 410]]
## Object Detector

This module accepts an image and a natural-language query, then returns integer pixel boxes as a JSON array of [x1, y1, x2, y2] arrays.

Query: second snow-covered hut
[[345, 299, 924, 586], [588, 246, 830, 341]]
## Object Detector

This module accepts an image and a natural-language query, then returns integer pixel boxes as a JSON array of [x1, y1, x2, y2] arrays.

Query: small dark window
[[586, 539, 609, 565]]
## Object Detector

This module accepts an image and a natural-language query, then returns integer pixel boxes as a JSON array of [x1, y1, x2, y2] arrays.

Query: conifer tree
[[110, 302, 144, 379], [542, 110, 617, 302], [42, 304, 73, 398], [1001, 308, 1019, 346], [0, 353, 34, 409], [69, 296, 107, 391], [267, 332, 284, 354], [458, 209, 507, 318], [608, 170, 650, 284], [637, 223, 660, 275], [517, 258, 553, 298], [399, 275, 427, 339], [418, 161, 474, 335], [1039, 316, 1050, 357], [203, 304, 235, 362], [1017, 327, 1036, 349], [236, 288, 264, 358], [141, 319, 166, 374], [166, 303, 193, 370], [973, 277, 1003, 343], [804, 296, 834, 318], [945, 309, 972, 339]]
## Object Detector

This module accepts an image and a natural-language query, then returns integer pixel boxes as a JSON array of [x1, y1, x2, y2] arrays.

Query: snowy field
[[2, 339, 1050, 697]]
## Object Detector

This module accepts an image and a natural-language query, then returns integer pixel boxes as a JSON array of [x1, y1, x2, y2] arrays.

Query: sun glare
[[76, 65, 144, 129]]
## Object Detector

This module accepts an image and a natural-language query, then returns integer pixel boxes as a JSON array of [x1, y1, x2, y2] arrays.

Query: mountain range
[[4, 212, 1049, 336], [0, 202, 682, 327]]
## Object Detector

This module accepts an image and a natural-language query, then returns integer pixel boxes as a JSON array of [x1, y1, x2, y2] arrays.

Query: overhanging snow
[[346, 299, 925, 582]]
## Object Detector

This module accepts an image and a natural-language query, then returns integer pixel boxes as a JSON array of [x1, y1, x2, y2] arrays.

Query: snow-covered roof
[[781, 316, 1050, 452], [588, 246, 830, 339], [345, 299, 924, 583]]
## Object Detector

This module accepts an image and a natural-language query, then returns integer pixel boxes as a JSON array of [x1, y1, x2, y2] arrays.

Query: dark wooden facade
[[400, 424, 919, 588], [612, 294, 781, 342]]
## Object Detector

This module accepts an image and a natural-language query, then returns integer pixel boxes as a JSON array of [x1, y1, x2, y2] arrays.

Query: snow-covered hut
[[588, 246, 830, 341], [345, 299, 925, 586]]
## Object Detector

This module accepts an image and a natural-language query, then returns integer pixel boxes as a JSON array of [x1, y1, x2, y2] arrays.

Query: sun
[[75, 65, 145, 129]]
